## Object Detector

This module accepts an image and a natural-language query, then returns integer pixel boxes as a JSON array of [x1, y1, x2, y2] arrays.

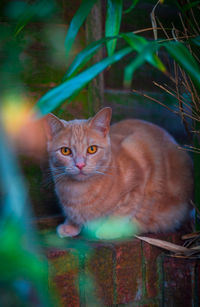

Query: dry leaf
[[191, 245, 200, 251], [182, 232, 200, 240], [135, 235, 189, 253]]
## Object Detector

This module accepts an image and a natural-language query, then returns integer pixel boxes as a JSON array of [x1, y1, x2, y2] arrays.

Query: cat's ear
[[44, 113, 64, 141], [89, 107, 112, 136]]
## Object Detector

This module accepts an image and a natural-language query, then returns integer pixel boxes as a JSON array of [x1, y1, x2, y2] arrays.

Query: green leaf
[[63, 37, 111, 81], [121, 32, 148, 52], [124, 45, 165, 87], [35, 46, 132, 116], [124, 52, 146, 87], [122, 34, 166, 87], [182, 1, 200, 12], [123, 0, 140, 14], [163, 41, 200, 91], [106, 0, 123, 56], [122, 34, 165, 70], [63, 32, 150, 82], [83, 217, 139, 240], [191, 36, 200, 47], [0, 125, 52, 306], [64, 0, 97, 59], [14, 0, 55, 36]]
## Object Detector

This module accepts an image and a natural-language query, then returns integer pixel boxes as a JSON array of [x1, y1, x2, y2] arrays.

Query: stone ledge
[[37, 216, 199, 306]]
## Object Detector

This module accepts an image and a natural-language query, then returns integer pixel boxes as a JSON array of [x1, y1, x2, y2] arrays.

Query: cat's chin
[[71, 171, 91, 182]]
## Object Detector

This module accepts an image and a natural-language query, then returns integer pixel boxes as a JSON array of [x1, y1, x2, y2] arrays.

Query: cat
[[45, 107, 193, 239]]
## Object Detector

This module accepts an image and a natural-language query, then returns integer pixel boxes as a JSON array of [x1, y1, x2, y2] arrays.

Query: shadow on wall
[[105, 89, 191, 144]]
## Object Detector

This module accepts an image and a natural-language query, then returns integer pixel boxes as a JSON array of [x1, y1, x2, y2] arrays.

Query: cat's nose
[[76, 162, 85, 170]]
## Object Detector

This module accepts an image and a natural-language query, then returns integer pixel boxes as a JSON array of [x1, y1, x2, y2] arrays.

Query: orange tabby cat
[[45, 107, 193, 239]]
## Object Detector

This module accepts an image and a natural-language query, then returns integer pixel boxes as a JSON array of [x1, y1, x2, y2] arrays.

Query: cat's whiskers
[[95, 170, 111, 176], [52, 172, 69, 185]]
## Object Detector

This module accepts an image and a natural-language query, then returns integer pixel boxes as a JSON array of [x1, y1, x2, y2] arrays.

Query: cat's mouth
[[73, 170, 89, 180], [78, 170, 87, 176]]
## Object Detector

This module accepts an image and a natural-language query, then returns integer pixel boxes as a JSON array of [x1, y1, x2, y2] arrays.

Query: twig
[[132, 89, 179, 115], [191, 200, 200, 216]]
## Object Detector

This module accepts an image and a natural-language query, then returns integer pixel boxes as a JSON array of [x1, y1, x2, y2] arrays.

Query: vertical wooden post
[[85, 0, 104, 116]]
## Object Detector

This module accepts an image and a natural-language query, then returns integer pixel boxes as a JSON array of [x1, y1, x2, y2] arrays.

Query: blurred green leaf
[[5, 1, 27, 20], [13, 0, 55, 36], [40, 232, 92, 256], [0, 123, 30, 223], [64, 0, 97, 59], [14, 0, 56, 36], [78, 273, 102, 306], [123, 0, 140, 14], [0, 125, 52, 306], [0, 219, 52, 307], [163, 41, 200, 90], [0, 221, 45, 281], [105, 0, 123, 56], [191, 36, 200, 47], [182, 1, 200, 12], [35, 46, 132, 116], [83, 217, 139, 240]]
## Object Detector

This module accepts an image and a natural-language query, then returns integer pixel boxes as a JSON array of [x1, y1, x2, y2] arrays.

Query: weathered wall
[[43, 222, 199, 307]]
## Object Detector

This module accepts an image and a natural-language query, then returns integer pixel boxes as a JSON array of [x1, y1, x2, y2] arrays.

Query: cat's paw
[[57, 223, 81, 238]]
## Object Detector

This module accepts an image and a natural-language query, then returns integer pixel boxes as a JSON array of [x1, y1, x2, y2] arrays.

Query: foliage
[[0, 124, 52, 306], [0, 1, 58, 306], [1, 0, 200, 306], [32, 0, 200, 118]]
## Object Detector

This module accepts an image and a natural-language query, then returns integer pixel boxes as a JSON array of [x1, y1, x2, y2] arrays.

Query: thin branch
[[153, 81, 198, 116], [157, 18, 170, 39], [178, 146, 200, 154], [133, 27, 169, 35], [191, 200, 200, 216], [158, 34, 196, 44], [132, 89, 179, 115]]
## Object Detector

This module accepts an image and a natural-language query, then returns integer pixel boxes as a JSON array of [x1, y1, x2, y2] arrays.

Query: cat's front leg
[[57, 220, 81, 238]]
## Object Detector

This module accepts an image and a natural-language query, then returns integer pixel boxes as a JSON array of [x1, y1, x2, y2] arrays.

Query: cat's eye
[[87, 145, 98, 154], [60, 147, 72, 156]]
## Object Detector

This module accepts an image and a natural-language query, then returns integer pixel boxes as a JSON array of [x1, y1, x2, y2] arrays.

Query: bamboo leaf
[[106, 0, 123, 56], [122, 35, 166, 87], [35, 47, 132, 116], [123, 0, 140, 14], [182, 1, 200, 12], [124, 53, 146, 87], [63, 37, 115, 81], [121, 32, 147, 52], [122, 33, 165, 69], [163, 41, 200, 90], [64, 0, 97, 59], [124, 47, 166, 87]]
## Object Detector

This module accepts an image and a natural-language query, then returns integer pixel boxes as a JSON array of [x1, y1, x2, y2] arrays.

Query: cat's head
[[45, 107, 112, 181]]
